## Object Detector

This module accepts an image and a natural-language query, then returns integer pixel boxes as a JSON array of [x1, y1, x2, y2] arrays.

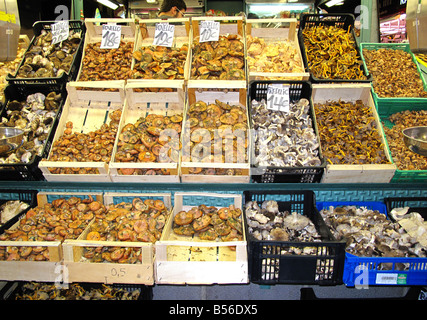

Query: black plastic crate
[[384, 197, 427, 221], [6, 20, 85, 85], [248, 80, 326, 183], [297, 14, 372, 83], [0, 281, 153, 300], [243, 190, 345, 285], [0, 189, 37, 233], [0, 82, 67, 180]]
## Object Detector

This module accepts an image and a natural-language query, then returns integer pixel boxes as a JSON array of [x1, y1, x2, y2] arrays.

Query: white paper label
[[199, 21, 220, 42], [375, 273, 397, 285], [153, 22, 175, 47], [100, 24, 121, 49], [266, 84, 290, 112], [51, 20, 69, 45]]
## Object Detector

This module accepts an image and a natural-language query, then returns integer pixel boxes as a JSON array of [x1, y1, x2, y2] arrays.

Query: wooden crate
[[109, 80, 185, 182], [133, 18, 192, 81], [0, 191, 102, 282], [155, 192, 248, 285], [63, 192, 172, 285], [245, 18, 309, 81], [189, 16, 247, 88], [38, 81, 125, 182], [311, 83, 396, 183], [180, 85, 251, 183], [76, 18, 138, 83]]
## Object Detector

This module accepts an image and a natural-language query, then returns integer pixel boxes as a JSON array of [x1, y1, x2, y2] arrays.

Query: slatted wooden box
[[0, 191, 102, 282], [155, 192, 248, 284], [311, 83, 396, 183], [63, 192, 172, 285], [109, 80, 185, 182], [133, 18, 192, 82], [180, 84, 251, 183], [245, 18, 309, 81], [38, 81, 125, 181]]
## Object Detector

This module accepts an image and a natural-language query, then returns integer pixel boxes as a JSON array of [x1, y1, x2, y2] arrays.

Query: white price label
[[266, 84, 290, 112], [199, 21, 220, 42], [51, 21, 69, 45], [153, 22, 175, 47], [100, 24, 121, 49]]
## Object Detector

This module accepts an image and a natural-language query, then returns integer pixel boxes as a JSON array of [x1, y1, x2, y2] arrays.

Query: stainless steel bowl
[[0, 127, 24, 156], [402, 126, 427, 157]]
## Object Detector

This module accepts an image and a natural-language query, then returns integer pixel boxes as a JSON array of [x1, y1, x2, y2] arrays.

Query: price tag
[[266, 84, 290, 112], [153, 22, 175, 47], [100, 24, 121, 49], [199, 20, 220, 42], [51, 20, 69, 45]]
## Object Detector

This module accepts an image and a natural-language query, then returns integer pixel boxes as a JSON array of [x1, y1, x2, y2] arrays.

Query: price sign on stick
[[266, 84, 290, 112], [51, 21, 69, 45], [101, 24, 121, 49], [153, 22, 175, 47], [199, 21, 220, 42]]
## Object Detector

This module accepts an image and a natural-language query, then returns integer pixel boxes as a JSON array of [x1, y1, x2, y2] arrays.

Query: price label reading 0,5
[[153, 22, 175, 47], [199, 20, 220, 42], [51, 20, 69, 45], [100, 24, 122, 49], [266, 84, 290, 112]]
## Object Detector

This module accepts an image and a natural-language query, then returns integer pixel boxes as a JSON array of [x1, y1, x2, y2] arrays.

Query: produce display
[[15, 30, 82, 79], [172, 204, 243, 241], [132, 45, 188, 80], [247, 35, 304, 77], [0, 91, 62, 164], [13, 282, 141, 300], [0, 41, 27, 102], [251, 98, 321, 168], [301, 25, 367, 80], [319, 204, 426, 258], [382, 110, 427, 170], [115, 113, 183, 176], [182, 99, 248, 175], [191, 35, 245, 80], [362, 48, 427, 98], [314, 100, 389, 165], [46, 109, 121, 174], [82, 197, 169, 263], [78, 41, 134, 81], [0, 196, 101, 261]]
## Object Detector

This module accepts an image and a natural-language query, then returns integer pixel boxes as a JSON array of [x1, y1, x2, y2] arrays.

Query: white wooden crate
[[181, 86, 251, 183], [155, 192, 248, 285], [39, 81, 125, 181], [62, 192, 172, 285], [245, 18, 309, 81], [109, 80, 185, 182], [312, 83, 397, 183]]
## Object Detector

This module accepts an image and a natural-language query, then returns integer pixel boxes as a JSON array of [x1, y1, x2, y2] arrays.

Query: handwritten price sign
[[51, 20, 69, 45], [199, 21, 220, 42], [101, 24, 121, 49], [153, 22, 175, 47], [266, 84, 290, 112]]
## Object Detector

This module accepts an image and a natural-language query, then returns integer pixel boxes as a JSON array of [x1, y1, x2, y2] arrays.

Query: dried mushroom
[[362, 48, 427, 98], [382, 110, 427, 170], [314, 100, 389, 165], [302, 25, 366, 80]]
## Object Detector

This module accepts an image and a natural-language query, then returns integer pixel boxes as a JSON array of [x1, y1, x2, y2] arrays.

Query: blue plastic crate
[[316, 201, 427, 287]]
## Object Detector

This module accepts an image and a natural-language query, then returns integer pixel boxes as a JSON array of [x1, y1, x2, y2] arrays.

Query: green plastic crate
[[381, 116, 427, 183], [360, 42, 427, 118]]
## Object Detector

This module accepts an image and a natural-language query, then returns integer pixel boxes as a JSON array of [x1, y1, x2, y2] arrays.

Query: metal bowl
[[0, 127, 24, 156], [402, 126, 427, 157]]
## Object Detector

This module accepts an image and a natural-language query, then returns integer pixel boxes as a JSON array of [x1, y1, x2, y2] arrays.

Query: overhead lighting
[[325, 0, 344, 7], [97, 0, 119, 10]]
